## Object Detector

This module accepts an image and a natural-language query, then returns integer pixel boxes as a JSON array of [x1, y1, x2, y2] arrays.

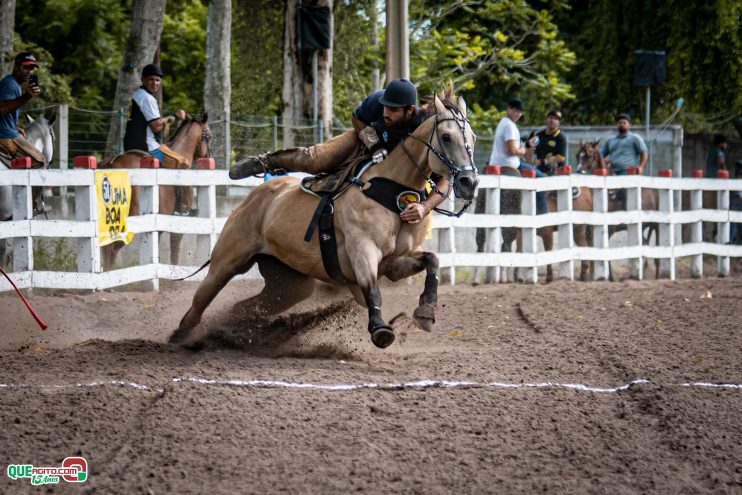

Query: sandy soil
[[1, 275, 741, 494]]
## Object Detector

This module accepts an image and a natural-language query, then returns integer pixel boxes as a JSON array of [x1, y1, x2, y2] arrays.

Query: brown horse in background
[[573, 140, 659, 280], [99, 114, 211, 271]]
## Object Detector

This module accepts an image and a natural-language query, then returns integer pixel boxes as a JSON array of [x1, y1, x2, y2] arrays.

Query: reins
[[399, 107, 477, 218]]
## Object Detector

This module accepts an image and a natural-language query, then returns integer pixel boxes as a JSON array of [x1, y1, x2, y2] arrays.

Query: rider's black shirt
[[352, 90, 426, 153]]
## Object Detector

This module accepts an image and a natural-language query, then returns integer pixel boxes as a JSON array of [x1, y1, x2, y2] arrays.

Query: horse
[[571, 140, 659, 280], [0, 111, 56, 266], [98, 113, 211, 271], [170, 90, 479, 349]]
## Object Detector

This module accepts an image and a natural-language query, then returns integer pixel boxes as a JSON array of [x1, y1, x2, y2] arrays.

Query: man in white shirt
[[123, 64, 186, 162], [488, 98, 545, 213]]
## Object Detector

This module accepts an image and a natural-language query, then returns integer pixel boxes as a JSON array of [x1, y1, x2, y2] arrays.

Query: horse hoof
[[370, 326, 395, 349], [413, 305, 436, 332]]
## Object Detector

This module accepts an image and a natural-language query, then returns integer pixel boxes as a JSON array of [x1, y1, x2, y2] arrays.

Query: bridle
[[197, 124, 211, 159], [576, 143, 598, 174], [401, 106, 478, 217]]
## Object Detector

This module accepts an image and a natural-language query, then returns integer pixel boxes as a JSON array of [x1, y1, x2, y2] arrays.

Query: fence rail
[[1, 162, 741, 292]]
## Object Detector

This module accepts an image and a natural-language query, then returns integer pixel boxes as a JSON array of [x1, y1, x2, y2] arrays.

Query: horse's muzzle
[[454, 170, 479, 200]]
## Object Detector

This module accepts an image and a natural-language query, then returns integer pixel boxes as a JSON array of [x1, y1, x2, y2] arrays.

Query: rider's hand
[[174, 109, 187, 120], [359, 125, 379, 150], [372, 148, 388, 164], [26, 84, 40, 98], [400, 202, 429, 224], [17, 127, 26, 137]]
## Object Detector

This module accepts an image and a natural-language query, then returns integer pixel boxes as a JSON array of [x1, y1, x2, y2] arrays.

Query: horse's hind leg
[[170, 253, 256, 346], [384, 251, 439, 332], [232, 255, 316, 319]]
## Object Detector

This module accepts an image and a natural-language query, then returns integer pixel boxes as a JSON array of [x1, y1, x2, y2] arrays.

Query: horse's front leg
[[349, 243, 395, 349], [383, 251, 439, 332]]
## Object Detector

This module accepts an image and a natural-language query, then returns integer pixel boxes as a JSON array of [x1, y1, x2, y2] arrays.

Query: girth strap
[[303, 194, 348, 284]]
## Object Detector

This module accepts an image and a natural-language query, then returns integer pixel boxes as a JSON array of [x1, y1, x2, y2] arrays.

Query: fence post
[[657, 169, 675, 279], [520, 168, 538, 283], [590, 168, 609, 280], [196, 158, 217, 264], [10, 158, 33, 278], [481, 165, 501, 283], [716, 170, 730, 277], [272, 116, 278, 151], [556, 166, 574, 280], [55, 104, 70, 214], [626, 166, 643, 280], [138, 157, 160, 291], [72, 156, 101, 282], [689, 169, 704, 278]]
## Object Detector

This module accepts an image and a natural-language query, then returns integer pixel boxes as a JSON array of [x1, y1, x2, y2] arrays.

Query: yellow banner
[[95, 170, 134, 247]]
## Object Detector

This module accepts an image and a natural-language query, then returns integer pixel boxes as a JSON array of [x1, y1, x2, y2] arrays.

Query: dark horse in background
[[98, 113, 211, 271], [0, 111, 56, 267]]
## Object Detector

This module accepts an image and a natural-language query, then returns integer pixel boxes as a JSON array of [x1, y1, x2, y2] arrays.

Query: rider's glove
[[372, 147, 388, 164], [358, 125, 380, 150]]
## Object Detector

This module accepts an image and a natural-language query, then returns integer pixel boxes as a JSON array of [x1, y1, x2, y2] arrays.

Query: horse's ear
[[434, 96, 446, 115], [46, 110, 56, 126], [26, 114, 35, 124], [593, 138, 601, 146], [201, 113, 208, 123], [457, 96, 467, 118]]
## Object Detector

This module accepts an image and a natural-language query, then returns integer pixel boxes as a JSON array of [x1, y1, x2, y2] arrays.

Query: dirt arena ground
[[1, 273, 741, 494]]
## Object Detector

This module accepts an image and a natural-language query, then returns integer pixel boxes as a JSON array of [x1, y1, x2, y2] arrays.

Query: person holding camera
[[0, 52, 47, 166]]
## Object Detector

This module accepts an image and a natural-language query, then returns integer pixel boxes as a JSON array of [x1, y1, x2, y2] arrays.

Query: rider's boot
[[229, 153, 288, 180]]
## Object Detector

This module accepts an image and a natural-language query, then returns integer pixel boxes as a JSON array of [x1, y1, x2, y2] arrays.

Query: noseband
[[402, 107, 478, 217]]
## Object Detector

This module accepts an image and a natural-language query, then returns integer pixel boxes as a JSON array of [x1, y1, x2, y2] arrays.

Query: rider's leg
[[228, 129, 362, 179]]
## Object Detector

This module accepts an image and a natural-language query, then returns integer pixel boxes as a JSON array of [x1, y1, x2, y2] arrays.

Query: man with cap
[[228, 78, 450, 224], [600, 113, 648, 175], [0, 52, 47, 166], [487, 98, 548, 214], [123, 63, 187, 163], [528, 109, 566, 175]]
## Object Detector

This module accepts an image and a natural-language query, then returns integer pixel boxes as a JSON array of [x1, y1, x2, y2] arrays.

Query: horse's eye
[[442, 133, 451, 143]]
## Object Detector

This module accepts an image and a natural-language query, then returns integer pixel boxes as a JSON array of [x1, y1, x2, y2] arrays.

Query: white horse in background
[[0, 111, 56, 266]]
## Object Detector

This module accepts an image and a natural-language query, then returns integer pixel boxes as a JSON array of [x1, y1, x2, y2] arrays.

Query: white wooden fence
[[1, 160, 741, 292]]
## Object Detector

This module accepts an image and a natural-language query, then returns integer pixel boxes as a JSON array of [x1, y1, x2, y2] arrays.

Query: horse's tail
[[176, 259, 211, 281]]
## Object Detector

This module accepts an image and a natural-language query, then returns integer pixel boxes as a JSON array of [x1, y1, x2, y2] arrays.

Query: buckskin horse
[[170, 91, 478, 349], [98, 113, 211, 271]]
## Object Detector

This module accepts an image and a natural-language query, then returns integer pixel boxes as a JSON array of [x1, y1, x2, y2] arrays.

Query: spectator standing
[[600, 113, 648, 175], [530, 109, 566, 175], [705, 133, 727, 178]]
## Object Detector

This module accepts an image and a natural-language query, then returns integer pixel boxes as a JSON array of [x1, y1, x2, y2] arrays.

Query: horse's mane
[[25, 116, 50, 143], [420, 82, 458, 118], [167, 115, 195, 144]]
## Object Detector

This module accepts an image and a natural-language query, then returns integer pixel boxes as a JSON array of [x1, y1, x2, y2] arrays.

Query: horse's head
[[25, 111, 56, 167], [423, 93, 479, 202], [169, 113, 211, 163], [576, 139, 600, 173]]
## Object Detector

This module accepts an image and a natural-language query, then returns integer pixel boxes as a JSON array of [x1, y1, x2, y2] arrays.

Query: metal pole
[[646, 86, 652, 174], [224, 112, 231, 169], [312, 50, 318, 143], [272, 115, 278, 151], [385, 0, 409, 80]]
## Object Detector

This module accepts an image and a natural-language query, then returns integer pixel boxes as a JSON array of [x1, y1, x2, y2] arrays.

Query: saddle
[[108, 145, 189, 169], [300, 154, 370, 199]]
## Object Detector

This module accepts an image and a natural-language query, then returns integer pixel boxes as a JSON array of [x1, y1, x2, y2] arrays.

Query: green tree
[[408, 0, 576, 131], [554, 0, 742, 135]]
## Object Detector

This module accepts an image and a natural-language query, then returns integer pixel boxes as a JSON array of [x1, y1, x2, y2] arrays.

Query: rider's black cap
[[141, 64, 164, 78], [379, 78, 418, 107], [548, 109, 562, 120], [14, 52, 39, 69], [616, 113, 632, 123], [508, 98, 525, 111]]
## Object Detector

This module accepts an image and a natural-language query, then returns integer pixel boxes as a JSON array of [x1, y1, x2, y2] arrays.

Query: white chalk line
[[1, 377, 741, 394]]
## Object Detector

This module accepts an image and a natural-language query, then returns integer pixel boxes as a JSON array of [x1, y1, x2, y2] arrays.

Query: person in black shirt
[[528, 109, 566, 175], [228, 78, 449, 223]]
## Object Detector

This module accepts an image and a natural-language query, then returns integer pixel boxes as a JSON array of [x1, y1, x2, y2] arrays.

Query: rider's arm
[[506, 139, 526, 157], [400, 177, 450, 224], [0, 90, 36, 116], [717, 151, 727, 171], [638, 151, 648, 173]]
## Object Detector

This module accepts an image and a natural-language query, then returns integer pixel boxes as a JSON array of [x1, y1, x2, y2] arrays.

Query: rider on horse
[[228, 78, 451, 224], [0, 52, 47, 167]]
